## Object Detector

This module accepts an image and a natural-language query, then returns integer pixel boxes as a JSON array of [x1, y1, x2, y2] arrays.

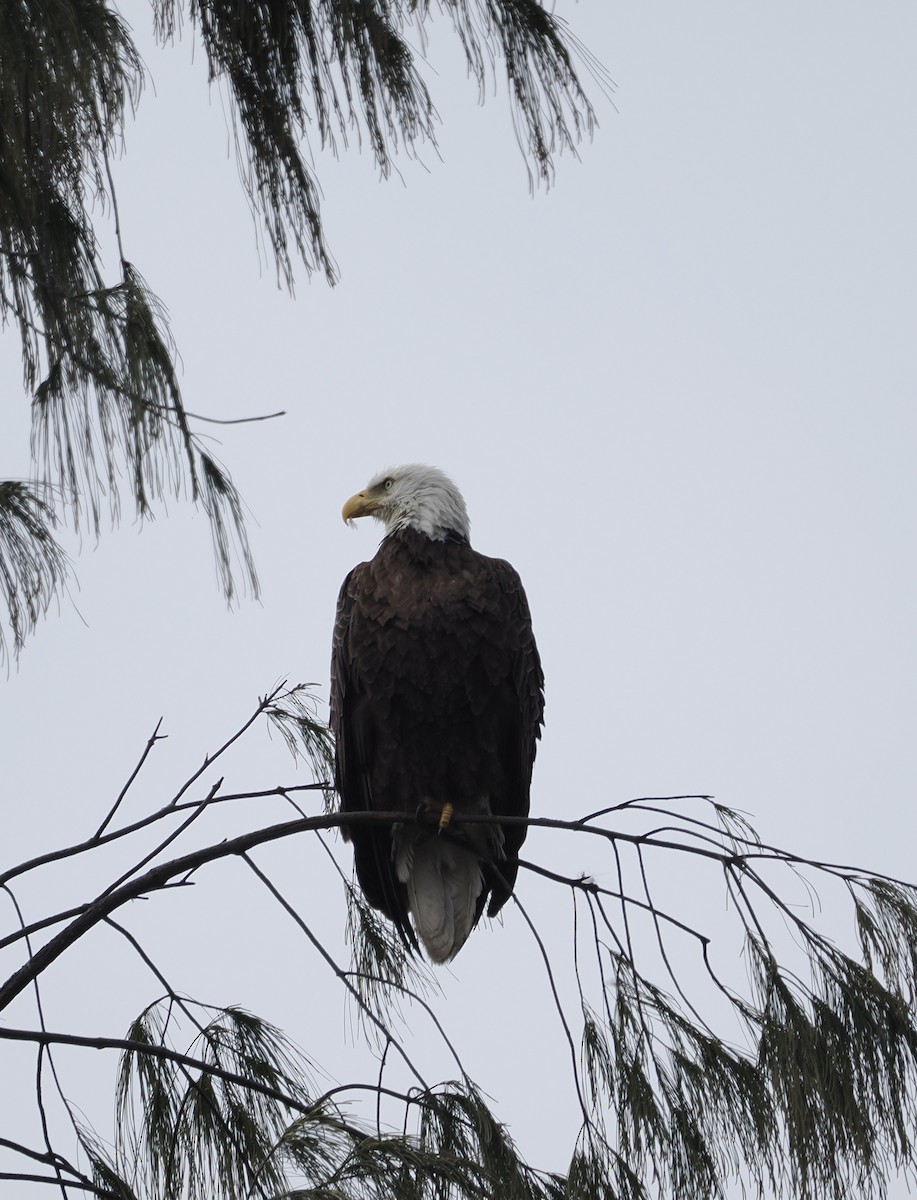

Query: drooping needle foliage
[[3, 684, 917, 1198], [0, 0, 605, 659]]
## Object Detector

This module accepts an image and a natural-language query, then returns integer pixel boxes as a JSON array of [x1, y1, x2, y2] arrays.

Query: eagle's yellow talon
[[438, 802, 454, 833]]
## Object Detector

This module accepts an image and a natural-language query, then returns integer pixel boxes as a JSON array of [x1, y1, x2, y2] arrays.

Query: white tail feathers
[[394, 829, 485, 963]]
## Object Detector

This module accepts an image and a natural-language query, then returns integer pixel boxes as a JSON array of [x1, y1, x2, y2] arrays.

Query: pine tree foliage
[[110, 1003, 549, 1200], [0, 0, 604, 661], [553, 801, 917, 1200], [265, 683, 337, 797], [3, 687, 917, 1198], [0, 481, 69, 661], [114, 1003, 321, 1200]]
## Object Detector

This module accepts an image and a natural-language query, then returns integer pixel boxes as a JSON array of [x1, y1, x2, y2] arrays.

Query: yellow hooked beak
[[342, 490, 380, 522]]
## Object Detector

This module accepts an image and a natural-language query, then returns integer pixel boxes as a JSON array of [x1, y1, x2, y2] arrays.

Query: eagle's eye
[[383, 478, 394, 491]]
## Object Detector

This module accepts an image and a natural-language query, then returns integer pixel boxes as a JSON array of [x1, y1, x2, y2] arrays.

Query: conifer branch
[[3, 687, 917, 1197]]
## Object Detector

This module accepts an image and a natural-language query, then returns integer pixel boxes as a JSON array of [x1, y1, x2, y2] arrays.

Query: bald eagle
[[331, 464, 544, 963]]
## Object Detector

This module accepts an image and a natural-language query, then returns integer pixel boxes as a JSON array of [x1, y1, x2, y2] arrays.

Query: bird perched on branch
[[331, 464, 544, 962]]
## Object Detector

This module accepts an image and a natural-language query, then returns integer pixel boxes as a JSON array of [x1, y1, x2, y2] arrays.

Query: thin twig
[[0, 783, 327, 891], [493, 864, 594, 1136], [579, 795, 714, 823], [94, 718, 166, 839], [1, 885, 68, 1200], [98, 779, 223, 900], [104, 917, 209, 1036], [634, 841, 714, 1037], [0, 1175, 118, 1196], [241, 852, 431, 1092], [516, 857, 711, 946], [343, 971, 466, 1079], [183, 409, 286, 425], [167, 684, 291, 811]]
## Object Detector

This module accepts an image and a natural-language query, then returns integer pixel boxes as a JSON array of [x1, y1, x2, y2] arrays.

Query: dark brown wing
[[330, 563, 417, 949], [480, 556, 545, 916]]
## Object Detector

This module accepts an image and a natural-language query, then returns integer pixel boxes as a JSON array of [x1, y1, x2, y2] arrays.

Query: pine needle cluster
[[0, 0, 604, 660]]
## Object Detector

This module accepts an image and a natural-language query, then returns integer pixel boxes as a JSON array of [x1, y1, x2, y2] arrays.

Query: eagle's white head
[[342, 464, 471, 542]]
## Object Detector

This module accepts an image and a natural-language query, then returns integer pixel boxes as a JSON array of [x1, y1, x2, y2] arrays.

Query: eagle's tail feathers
[[395, 832, 483, 963]]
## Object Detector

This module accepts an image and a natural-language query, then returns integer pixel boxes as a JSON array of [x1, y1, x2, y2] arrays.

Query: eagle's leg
[[437, 802, 454, 834], [415, 796, 455, 833]]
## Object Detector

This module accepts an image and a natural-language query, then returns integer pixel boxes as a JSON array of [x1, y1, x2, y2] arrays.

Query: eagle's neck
[[379, 483, 471, 542], [383, 526, 470, 560]]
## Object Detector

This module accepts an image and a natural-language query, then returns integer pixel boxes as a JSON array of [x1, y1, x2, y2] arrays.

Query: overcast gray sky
[[2, 0, 916, 1189]]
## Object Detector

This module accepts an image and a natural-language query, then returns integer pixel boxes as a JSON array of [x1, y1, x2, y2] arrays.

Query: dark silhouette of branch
[[516, 856, 711, 945], [0, 783, 329, 893], [0, 1176, 115, 1196], [0, 815, 312, 1011], [0, 1027, 317, 1116], [103, 917, 210, 1037], [183, 409, 286, 425], [0, 686, 330, 893], [0, 1140, 101, 1196], [341, 972, 466, 1078], [165, 684, 291, 811], [5, 687, 917, 1199], [2, 884, 72, 1199], [4, 791, 912, 1014], [241, 853, 431, 1092], [94, 717, 166, 838]]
